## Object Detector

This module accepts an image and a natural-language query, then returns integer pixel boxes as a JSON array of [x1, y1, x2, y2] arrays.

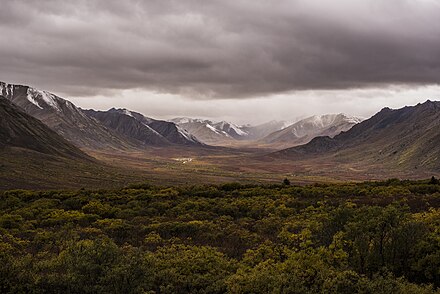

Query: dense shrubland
[[1, 179, 440, 293]]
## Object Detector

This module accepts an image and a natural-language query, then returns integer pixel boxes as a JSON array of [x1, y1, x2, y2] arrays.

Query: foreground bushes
[[1, 179, 440, 293]]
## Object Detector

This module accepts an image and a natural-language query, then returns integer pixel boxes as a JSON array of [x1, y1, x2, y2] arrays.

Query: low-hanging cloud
[[0, 0, 439, 98]]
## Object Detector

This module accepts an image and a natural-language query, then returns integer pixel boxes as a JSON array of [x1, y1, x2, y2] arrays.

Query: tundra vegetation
[[1, 178, 440, 293]]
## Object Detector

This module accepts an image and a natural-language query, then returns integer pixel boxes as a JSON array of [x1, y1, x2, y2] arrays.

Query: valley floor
[[86, 145, 439, 185], [1, 144, 438, 191]]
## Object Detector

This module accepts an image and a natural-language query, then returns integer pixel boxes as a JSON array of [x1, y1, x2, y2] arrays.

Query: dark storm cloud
[[0, 0, 439, 98]]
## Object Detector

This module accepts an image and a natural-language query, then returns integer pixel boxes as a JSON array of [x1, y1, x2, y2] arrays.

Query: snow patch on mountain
[[206, 123, 221, 135], [173, 117, 191, 124], [142, 123, 162, 136], [122, 109, 134, 117], [177, 126, 198, 143], [26, 89, 43, 109], [281, 121, 293, 130], [342, 114, 364, 124], [40, 91, 60, 111], [213, 121, 249, 137], [0, 82, 15, 98], [229, 123, 248, 136], [26, 88, 61, 111]]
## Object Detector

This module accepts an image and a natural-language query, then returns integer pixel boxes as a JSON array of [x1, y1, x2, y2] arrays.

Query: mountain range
[[0, 81, 202, 149], [171, 115, 362, 149], [277, 100, 440, 171], [1, 81, 364, 151], [171, 118, 292, 145], [260, 114, 363, 148], [0, 81, 137, 150], [1, 79, 439, 188]]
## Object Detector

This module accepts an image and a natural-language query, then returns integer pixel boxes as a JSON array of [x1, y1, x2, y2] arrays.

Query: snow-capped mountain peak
[[122, 108, 134, 117], [213, 121, 249, 137], [0, 82, 63, 112], [26, 88, 62, 112]]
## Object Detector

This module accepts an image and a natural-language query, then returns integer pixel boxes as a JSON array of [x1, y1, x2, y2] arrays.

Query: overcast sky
[[1, 0, 439, 124]]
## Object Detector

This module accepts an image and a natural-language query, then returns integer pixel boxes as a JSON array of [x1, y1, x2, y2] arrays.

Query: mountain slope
[[0, 95, 90, 160], [211, 121, 249, 139], [242, 120, 292, 140], [86, 109, 202, 146], [83, 108, 172, 146], [277, 101, 440, 171], [0, 81, 136, 150], [262, 114, 362, 148]]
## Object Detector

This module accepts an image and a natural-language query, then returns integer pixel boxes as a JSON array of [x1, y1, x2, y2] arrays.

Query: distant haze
[[1, 0, 439, 124]]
